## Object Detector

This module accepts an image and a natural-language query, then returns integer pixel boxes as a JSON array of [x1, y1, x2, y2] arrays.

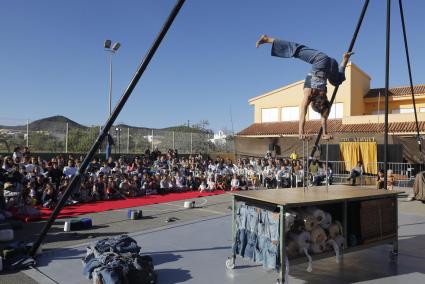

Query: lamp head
[[104, 39, 111, 49]]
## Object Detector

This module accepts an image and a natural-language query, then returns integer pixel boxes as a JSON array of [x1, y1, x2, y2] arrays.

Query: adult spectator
[[63, 159, 77, 177], [347, 161, 364, 186]]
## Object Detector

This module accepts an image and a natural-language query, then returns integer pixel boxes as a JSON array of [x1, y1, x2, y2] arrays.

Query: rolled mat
[[305, 207, 326, 225], [284, 212, 296, 232], [303, 247, 313, 272], [302, 213, 316, 231], [310, 241, 326, 254], [334, 235, 344, 248], [321, 212, 332, 229], [286, 239, 300, 258], [328, 221, 343, 239], [310, 226, 327, 244], [289, 231, 311, 253], [327, 239, 341, 263]]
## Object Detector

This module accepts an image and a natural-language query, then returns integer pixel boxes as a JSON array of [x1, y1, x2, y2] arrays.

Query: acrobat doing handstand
[[256, 35, 353, 140]]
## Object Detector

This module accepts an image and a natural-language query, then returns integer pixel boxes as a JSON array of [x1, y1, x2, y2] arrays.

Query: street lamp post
[[115, 127, 122, 155], [104, 40, 121, 116], [104, 40, 120, 158]]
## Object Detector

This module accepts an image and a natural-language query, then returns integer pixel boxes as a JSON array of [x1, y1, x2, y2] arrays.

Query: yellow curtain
[[339, 142, 361, 172], [339, 141, 378, 174], [359, 141, 378, 174]]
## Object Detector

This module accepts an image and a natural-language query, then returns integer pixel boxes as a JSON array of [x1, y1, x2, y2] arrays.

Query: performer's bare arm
[[299, 89, 311, 139], [321, 109, 331, 140]]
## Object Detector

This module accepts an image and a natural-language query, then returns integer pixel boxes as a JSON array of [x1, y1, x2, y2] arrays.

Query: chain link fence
[[0, 119, 235, 155]]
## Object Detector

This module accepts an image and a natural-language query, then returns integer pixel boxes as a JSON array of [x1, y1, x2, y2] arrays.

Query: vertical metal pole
[[118, 129, 121, 155], [151, 129, 154, 152], [343, 201, 348, 251], [65, 122, 69, 153], [207, 133, 210, 154], [303, 139, 306, 190], [109, 52, 113, 116], [172, 131, 175, 150], [393, 196, 398, 254], [384, 0, 391, 189], [231, 196, 237, 262], [279, 205, 286, 282], [306, 138, 310, 189], [99, 126, 102, 154], [190, 132, 193, 154], [26, 119, 29, 148], [326, 140, 329, 190], [127, 127, 130, 154]]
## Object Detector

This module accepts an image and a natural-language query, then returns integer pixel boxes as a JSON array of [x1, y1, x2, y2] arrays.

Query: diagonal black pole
[[384, 0, 391, 189], [29, 0, 186, 257], [398, 0, 421, 152], [309, 0, 370, 160]]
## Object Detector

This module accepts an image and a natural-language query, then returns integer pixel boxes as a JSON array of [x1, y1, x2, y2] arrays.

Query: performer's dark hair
[[311, 90, 330, 116]]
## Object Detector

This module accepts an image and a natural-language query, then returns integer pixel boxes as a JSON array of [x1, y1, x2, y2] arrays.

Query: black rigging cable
[[398, 0, 422, 152], [309, 0, 370, 160]]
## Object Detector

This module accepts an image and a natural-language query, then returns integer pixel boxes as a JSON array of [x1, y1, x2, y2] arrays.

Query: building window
[[308, 106, 321, 120], [261, 108, 279, 122], [392, 108, 414, 114], [372, 110, 385, 115], [282, 106, 299, 121], [329, 103, 343, 119], [309, 103, 343, 120]]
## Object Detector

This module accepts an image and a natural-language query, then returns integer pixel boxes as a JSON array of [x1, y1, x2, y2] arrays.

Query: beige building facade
[[237, 62, 425, 162]]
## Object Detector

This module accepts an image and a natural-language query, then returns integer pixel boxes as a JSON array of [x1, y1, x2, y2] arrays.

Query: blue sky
[[1, 0, 424, 132]]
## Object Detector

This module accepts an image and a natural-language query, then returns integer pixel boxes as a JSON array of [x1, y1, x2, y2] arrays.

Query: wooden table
[[226, 185, 403, 283]]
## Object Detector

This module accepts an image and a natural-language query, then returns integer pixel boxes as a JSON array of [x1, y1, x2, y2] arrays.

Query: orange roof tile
[[365, 84, 425, 98], [237, 120, 425, 136]]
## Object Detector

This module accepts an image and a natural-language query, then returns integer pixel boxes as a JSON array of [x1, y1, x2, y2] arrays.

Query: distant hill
[[0, 116, 209, 135], [162, 125, 209, 134], [0, 115, 86, 132]]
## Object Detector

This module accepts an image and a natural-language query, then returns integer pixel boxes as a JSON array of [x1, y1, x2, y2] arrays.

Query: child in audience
[[174, 171, 185, 191], [230, 174, 240, 191], [186, 174, 197, 191], [207, 176, 216, 191], [105, 176, 121, 199], [92, 174, 106, 201], [376, 169, 385, 189], [387, 169, 395, 190], [42, 183, 55, 209], [199, 179, 208, 192]]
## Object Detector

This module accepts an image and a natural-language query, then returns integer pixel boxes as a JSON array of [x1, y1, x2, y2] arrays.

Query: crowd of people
[[2, 146, 380, 214]]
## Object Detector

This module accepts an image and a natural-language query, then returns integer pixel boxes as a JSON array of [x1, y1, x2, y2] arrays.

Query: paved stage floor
[[1, 187, 425, 284]]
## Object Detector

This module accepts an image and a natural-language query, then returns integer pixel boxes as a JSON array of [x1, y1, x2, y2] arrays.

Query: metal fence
[[0, 119, 235, 154], [324, 160, 415, 187]]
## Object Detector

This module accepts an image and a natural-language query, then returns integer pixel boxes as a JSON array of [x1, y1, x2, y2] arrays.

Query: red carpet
[[38, 190, 226, 220]]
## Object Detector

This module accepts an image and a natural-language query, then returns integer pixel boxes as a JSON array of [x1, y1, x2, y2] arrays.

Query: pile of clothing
[[82, 235, 156, 284]]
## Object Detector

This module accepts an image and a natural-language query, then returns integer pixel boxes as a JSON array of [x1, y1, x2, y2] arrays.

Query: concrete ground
[[1, 185, 424, 283]]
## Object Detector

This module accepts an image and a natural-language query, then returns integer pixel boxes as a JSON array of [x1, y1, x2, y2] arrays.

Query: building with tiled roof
[[236, 63, 425, 163]]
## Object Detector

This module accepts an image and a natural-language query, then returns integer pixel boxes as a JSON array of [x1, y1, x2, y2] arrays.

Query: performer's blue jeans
[[271, 39, 345, 89]]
